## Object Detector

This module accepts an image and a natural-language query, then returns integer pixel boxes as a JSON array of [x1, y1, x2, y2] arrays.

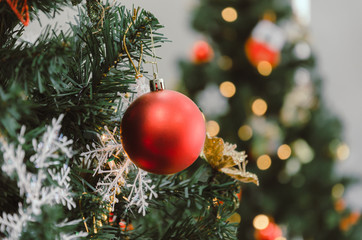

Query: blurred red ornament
[[245, 20, 285, 68], [192, 41, 214, 63], [121, 89, 206, 174], [109, 212, 115, 223], [255, 221, 283, 240], [245, 38, 280, 67]]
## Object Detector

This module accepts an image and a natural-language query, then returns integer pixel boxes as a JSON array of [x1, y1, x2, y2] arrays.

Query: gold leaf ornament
[[202, 134, 259, 185]]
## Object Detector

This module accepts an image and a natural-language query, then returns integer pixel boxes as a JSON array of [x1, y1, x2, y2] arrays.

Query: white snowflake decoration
[[118, 75, 150, 116], [57, 219, 88, 240], [0, 115, 87, 240], [126, 169, 158, 216], [82, 74, 158, 215], [81, 125, 131, 210], [82, 124, 158, 215]]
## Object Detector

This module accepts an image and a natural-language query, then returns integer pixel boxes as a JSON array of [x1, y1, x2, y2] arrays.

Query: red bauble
[[255, 222, 283, 240], [245, 37, 280, 67], [192, 41, 214, 63], [121, 90, 206, 174]]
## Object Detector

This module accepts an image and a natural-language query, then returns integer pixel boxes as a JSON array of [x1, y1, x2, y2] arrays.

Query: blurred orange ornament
[[119, 220, 134, 231], [334, 199, 346, 213], [255, 221, 283, 240], [192, 41, 214, 64], [245, 20, 285, 68], [339, 212, 361, 231], [236, 189, 242, 200], [1, 0, 29, 26]]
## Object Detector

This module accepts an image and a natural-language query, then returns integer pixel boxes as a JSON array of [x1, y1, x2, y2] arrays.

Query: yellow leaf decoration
[[202, 134, 259, 186]]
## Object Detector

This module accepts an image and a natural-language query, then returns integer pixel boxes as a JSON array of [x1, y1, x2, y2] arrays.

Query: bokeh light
[[263, 10, 277, 22], [101, 134, 107, 141], [219, 81, 236, 98], [275, 237, 287, 240], [336, 143, 350, 161], [196, 84, 229, 117], [332, 183, 345, 199], [252, 98, 268, 116], [221, 7, 238, 22], [238, 125, 253, 141], [292, 139, 314, 163], [257, 155, 272, 170], [294, 41, 311, 60], [253, 214, 269, 230], [257, 61, 273, 76], [285, 158, 301, 175], [217, 55, 233, 70], [294, 67, 311, 85], [277, 144, 292, 160], [206, 120, 220, 137]]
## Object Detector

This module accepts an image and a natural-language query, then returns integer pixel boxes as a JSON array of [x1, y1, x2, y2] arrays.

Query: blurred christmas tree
[[0, 0, 259, 239], [180, 0, 362, 239]]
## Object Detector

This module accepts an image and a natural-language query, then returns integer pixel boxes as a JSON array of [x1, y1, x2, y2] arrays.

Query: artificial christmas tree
[[180, 0, 362, 239], [0, 1, 258, 239]]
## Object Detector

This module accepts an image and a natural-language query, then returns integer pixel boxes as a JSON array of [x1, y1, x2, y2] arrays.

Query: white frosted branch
[[127, 169, 158, 216], [0, 115, 81, 239], [56, 219, 88, 240]]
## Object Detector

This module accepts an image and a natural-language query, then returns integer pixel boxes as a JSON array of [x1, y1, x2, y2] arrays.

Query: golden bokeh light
[[336, 143, 350, 161], [238, 125, 253, 141], [221, 7, 238, 22], [217, 55, 233, 70], [263, 10, 277, 22], [219, 81, 236, 98], [275, 237, 287, 240], [257, 155, 272, 170], [252, 98, 268, 116], [253, 214, 269, 230], [332, 183, 344, 199], [206, 120, 220, 137], [277, 144, 292, 160], [257, 61, 273, 76], [101, 134, 107, 141]]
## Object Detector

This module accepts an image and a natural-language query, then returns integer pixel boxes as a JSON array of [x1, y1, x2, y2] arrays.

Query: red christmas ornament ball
[[255, 222, 283, 240], [245, 37, 280, 67], [192, 40, 214, 63], [121, 90, 206, 174]]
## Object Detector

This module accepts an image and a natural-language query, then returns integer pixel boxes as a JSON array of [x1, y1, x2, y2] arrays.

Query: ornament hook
[[148, 25, 165, 91], [123, 7, 143, 77], [149, 25, 159, 78]]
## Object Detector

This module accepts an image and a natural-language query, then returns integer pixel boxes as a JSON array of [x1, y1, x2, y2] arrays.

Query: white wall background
[[22, 0, 362, 210], [123, 0, 199, 89], [311, 0, 362, 211]]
